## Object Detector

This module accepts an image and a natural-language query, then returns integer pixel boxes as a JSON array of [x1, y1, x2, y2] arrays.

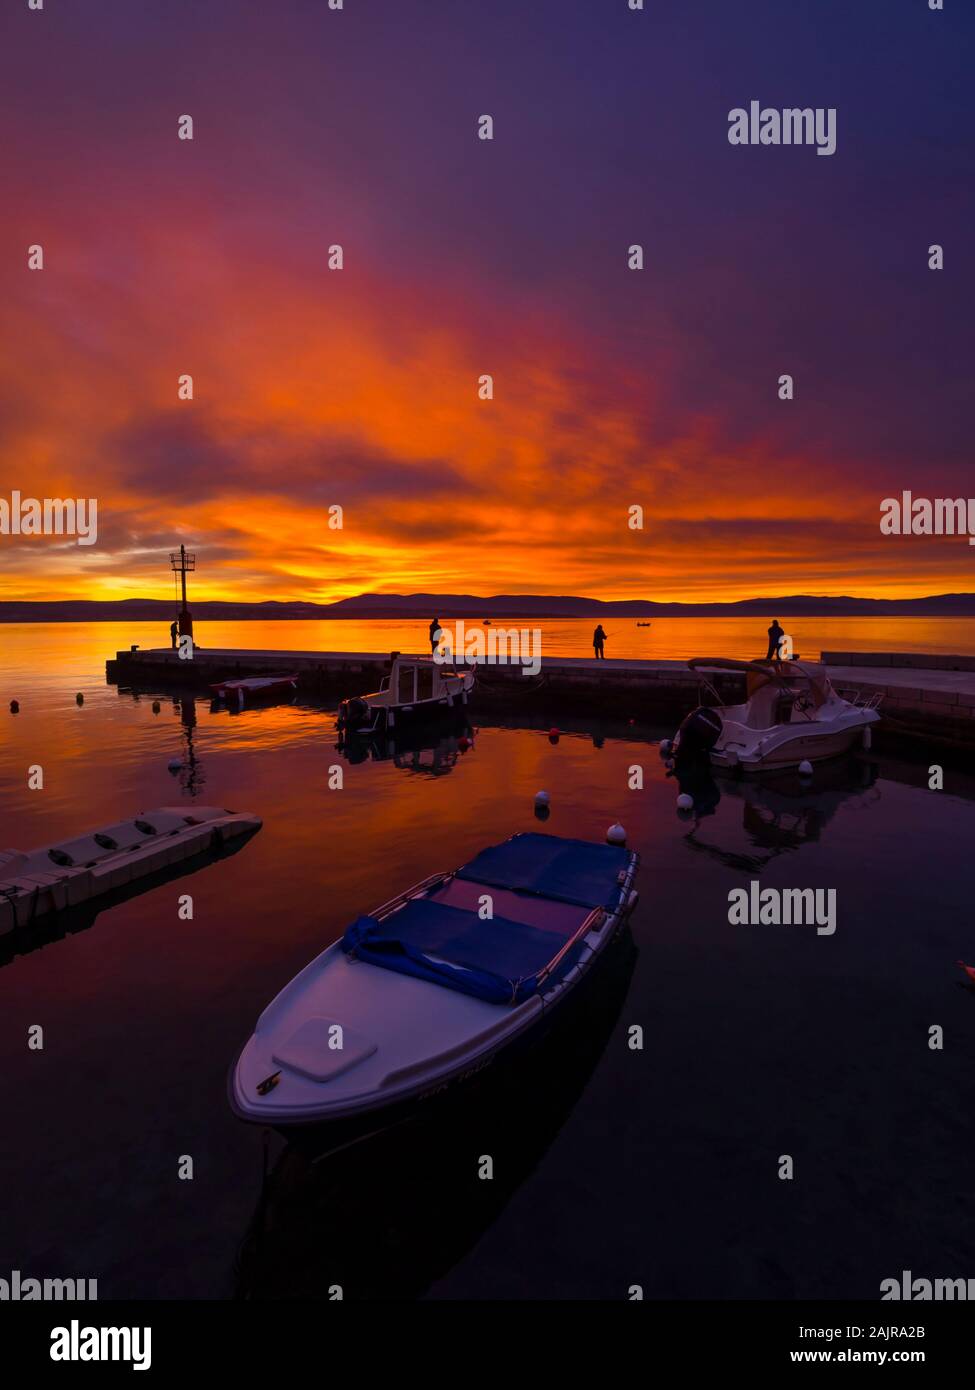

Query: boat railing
[[836, 687, 884, 710], [534, 851, 640, 988], [371, 872, 453, 921]]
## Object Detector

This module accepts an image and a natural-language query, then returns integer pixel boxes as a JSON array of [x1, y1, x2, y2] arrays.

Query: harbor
[[106, 643, 975, 747]]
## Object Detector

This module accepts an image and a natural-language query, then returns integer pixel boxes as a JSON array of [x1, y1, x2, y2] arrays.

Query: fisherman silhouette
[[593, 624, 607, 660], [766, 619, 785, 661], [429, 617, 442, 653], [170, 618, 179, 650]]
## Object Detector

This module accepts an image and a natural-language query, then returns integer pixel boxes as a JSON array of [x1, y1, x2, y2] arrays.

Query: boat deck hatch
[[271, 1017, 377, 1083]]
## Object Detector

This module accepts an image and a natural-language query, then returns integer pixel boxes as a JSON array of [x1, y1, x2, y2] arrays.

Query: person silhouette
[[170, 617, 179, 650], [766, 619, 785, 661], [593, 624, 607, 659]]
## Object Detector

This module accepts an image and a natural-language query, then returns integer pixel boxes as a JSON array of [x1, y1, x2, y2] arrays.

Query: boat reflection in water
[[336, 723, 475, 776], [672, 755, 880, 873], [234, 926, 637, 1300], [0, 826, 259, 970]]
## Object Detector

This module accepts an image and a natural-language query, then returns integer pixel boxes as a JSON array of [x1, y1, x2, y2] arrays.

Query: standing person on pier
[[170, 617, 179, 650], [429, 617, 442, 653], [765, 619, 785, 661], [593, 624, 607, 660]]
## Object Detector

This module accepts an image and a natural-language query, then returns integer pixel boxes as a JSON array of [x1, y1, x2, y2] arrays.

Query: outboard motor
[[338, 696, 371, 731], [673, 705, 723, 766]]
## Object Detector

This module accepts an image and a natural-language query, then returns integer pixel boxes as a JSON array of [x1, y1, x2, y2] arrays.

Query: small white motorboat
[[337, 653, 475, 737], [229, 832, 639, 1146], [672, 658, 882, 774], [0, 806, 262, 935]]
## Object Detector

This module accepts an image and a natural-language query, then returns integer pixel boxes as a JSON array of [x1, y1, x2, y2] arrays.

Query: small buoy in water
[[152, 700, 161, 714], [534, 802, 550, 822], [10, 700, 19, 714], [676, 792, 694, 811], [534, 790, 550, 807], [606, 822, 626, 846], [167, 757, 182, 773], [75, 692, 84, 705], [798, 760, 813, 777], [659, 738, 672, 756]]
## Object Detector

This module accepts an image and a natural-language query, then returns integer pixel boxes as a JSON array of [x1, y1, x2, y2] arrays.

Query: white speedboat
[[671, 658, 881, 774], [229, 832, 639, 1147], [337, 653, 475, 737], [0, 806, 261, 935]]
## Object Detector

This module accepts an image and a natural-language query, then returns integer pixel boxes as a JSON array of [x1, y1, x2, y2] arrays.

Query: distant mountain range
[[3, 592, 975, 621]]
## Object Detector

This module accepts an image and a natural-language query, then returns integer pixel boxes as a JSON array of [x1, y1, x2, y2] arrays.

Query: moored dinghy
[[210, 674, 299, 706], [230, 832, 640, 1144], [0, 806, 261, 935]]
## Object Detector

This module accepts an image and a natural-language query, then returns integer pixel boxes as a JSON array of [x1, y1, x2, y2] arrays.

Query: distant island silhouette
[[3, 592, 975, 622]]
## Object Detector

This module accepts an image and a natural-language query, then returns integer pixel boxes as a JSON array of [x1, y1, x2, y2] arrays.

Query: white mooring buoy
[[676, 792, 694, 811], [534, 790, 550, 807], [606, 822, 626, 846], [798, 760, 813, 777]]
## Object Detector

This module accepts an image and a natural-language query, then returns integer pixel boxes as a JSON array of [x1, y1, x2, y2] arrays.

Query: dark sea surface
[[1, 625, 974, 1298]]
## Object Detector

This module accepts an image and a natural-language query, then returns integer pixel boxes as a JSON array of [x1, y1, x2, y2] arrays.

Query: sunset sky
[[1, 0, 972, 604]]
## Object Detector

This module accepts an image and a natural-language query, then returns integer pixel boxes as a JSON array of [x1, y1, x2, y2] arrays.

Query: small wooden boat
[[636, 621, 652, 627], [229, 832, 640, 1146], [337, 654, 474, 737], [210, 674, 298, 705], [0, 807, 262, 935]]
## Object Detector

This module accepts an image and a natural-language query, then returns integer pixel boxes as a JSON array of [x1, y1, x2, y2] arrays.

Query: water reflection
[[673, 758, 882, 872], [335, 723, 475, 777], [234, 927, 638, 1300], [0, 830, 259, 970]]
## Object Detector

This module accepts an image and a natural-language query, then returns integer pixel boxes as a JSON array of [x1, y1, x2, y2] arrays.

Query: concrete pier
[[106, 646, 975, 748]]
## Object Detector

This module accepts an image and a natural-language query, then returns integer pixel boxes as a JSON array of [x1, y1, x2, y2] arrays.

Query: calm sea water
[[1, 625, 974, 1298]]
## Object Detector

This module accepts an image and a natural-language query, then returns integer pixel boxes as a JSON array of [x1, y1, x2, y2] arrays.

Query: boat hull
[[230, 910, 635, 1157], [229, 842, 640, 1154], [712, 720, 875, 774]]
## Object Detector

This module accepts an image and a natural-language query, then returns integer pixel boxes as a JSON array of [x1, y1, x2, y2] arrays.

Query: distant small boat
[[483, 618, 492, 625], [0, 807, 262, 935], [337, 654, 475, 737], [211, 674, 298, 705], [636, 622, 652, 627], [229, 832, 640, 1145]]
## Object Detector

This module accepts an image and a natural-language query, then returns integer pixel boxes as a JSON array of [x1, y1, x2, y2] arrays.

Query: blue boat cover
[[341, 899, 581, 1005], [456, 833, 630, 909]]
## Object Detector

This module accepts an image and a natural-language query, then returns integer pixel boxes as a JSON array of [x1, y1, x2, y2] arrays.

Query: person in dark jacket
[[429, 617, 442, 653], [766, 619, 785, 661], [170, 617, 179, 650], [593, 624, 607, 659]]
